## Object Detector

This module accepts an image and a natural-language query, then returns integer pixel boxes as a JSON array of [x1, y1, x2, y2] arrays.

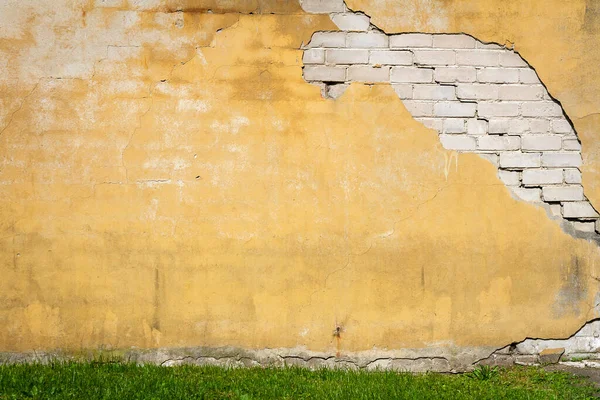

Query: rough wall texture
[[2, 0, 600, 371]]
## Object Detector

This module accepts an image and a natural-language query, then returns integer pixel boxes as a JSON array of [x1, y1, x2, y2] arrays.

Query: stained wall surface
[[2, 0, 600, 368]]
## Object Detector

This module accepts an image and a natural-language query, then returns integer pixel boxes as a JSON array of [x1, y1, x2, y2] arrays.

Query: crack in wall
[[299, 0, 600, 245]]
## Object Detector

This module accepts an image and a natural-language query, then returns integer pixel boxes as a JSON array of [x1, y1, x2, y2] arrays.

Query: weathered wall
[[2, 0, 600, 370]]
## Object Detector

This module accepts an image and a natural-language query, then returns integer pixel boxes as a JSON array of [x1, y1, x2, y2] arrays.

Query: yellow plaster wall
[[1, 0, 600, 356]]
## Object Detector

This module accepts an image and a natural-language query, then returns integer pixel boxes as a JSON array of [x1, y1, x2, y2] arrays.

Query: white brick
[[499, 170, 520, 186], [522, 169, 563, 186], [456, 84, 498, 100], [467, 119, 487, 135], [510, 187, 542, 202], [439, 134, 477, 150], [542, 153, 582, 168], [563, 139, 582, 151], [477, 68, 519, 83], [478, 103, 520, 118], [416, 118, 443, 131], [443, 118, 466, 133], [402, 101, 433, 117], [413, 84, 456, 100], [521, 135, 562, 151], [499, 52, 528, 67], [325, 84, 348, 99], [304, 66, 346, 82], [303, 49, 324, 64], [552, 119, 573, 134], [498, 84, 545, 100], [414, 50, 455, 65], [521, 101, 563, 117], [489, 119, 509, 134], [391, 67, 433, 83], [543, 185, 584, 202], [572, 221, 596, 233], [348, 32, 388, 48], [563, 202, 600, 219], [433, 102, 477, 117], [347, 66, 390, 82], [331, 13, 370, 31], [549, 204, 563, 217], [519, 69, 540, 83], [434, 67, 476, 83], [390, 33, 432, 48], [307, 32, 346, 48], [508, 119, 529, 134], [564, 169, 582, 184], [499, 152, 541, 168], [477, 136, 520, 151], [392, 84, 412, 99], [456, 50, 499, 66], [529, 119, 551, 133], [369, 50, 412, 65], [300, 0, 345, 13], [432, 35, 475, 48], [326, 49, 369, 64]]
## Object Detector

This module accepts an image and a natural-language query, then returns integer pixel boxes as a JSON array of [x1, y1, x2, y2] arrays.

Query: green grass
[[0, 362, 597, 399]]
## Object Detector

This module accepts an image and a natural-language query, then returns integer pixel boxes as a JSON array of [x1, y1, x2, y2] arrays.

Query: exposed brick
[[326, 49, 369, 64], [416, 118, 443, 131], [304, 66, 346, 82], [521, 101, 563, 117], [563, 139, 582, 151], [456, 84, 498, 100], [478, 103, 520, 118], [391, 67, 433, 83], [522, 169, 563, 186], [572, 221, 596, 233], [331, 13, 370, 31], [529, 119, 551, 133], [564, 169, 582, 184], [478, 136, 520, 151], [326, 84, 348, 99], [307, 32, 346, 48], [402, 101, 433, 117], [543, 185, 584, 202], [347, 66, 390, 82], [499, 152, 541, 168], [433, 102, 477, 117], [300, 0, 345, 13], [477, 68, 519, 83], [390, 33, 432, 48], [413, 84, 456, 100], [439, 134, 477, 150], [563, 202, 600, 219], [434, 67, 477, 83], [392, 84, 413, 99], [510, 187, 542, 202], [456, 50, 499, 66], [521, 135, 562, 151], [499, 170, 520, 186], [348, 32, 388, 48], [433, 35, 476, 48], [508, 119, 529, 134], [519, 68, 541, 83], [369, 50, 412, 65], [414, 50, 456, 66], [542, 153, 582, 168], [499, 52, 528, 67], [443, 118, 466, 133], [303, 49, 325, 64], [489, 119, 509, 134], [467, 119, 487, 135], [479, 153, 499, 166], [498, 85, 545, 100], [552, 119, 574, 134]]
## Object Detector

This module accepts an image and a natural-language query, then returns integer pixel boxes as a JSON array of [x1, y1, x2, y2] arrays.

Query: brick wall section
[[300, 0, 600, 240]]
